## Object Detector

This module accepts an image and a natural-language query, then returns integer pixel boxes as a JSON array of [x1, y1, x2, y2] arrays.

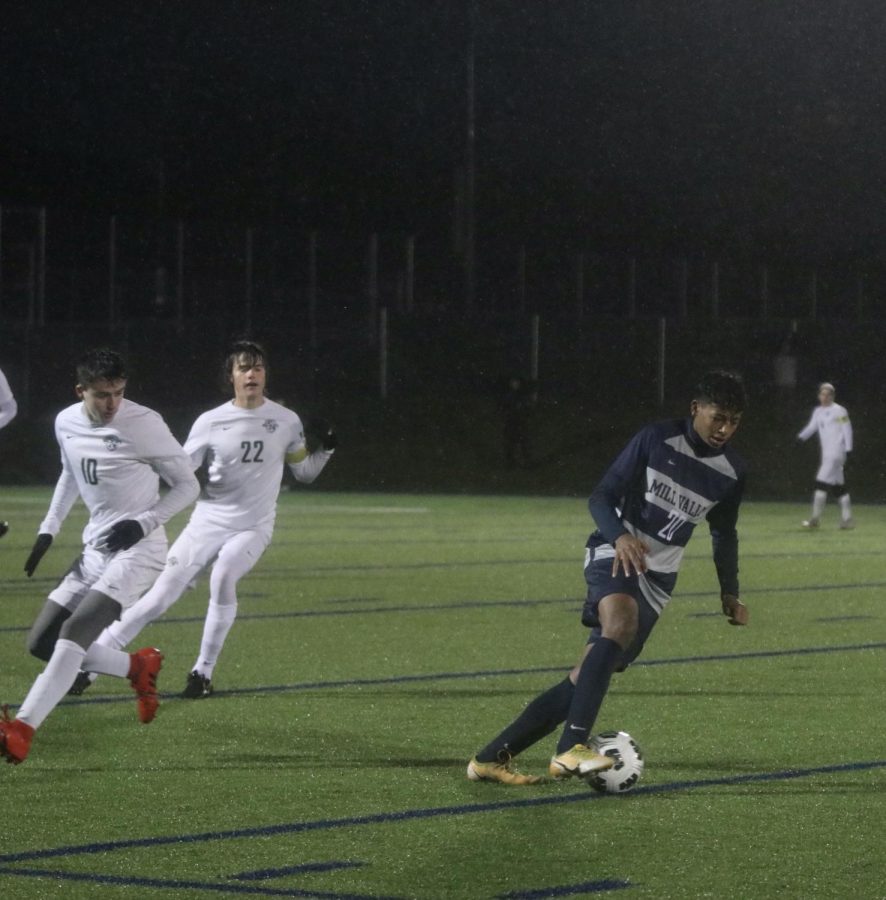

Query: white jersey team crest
[[185, 398, 307, 531]]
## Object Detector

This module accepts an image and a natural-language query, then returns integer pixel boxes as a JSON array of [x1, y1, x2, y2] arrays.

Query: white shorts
[[163, 520, 272, 586], [49, 529, 168, 612], [816, 453, 846, 486]]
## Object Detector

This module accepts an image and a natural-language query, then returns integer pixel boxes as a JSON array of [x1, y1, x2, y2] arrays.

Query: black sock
[[555, 637, 621, 755], [475, 677, 575, 763]]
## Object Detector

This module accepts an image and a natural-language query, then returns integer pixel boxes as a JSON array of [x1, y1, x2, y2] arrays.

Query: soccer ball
[[586, 731, 644, 794]]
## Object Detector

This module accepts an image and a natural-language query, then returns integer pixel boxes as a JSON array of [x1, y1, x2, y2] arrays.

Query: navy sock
[[475, 677, 575, 763], [555, 637, 622, 755]]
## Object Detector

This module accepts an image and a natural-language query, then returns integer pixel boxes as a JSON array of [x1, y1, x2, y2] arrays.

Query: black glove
[[24, 533, 53, 577], [103, 519, 145, 552], [307, 416, 337, 451]]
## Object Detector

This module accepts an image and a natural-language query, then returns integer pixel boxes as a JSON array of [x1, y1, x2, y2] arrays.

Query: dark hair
[[694, 370, 746, 412], [76, 348, 127, 387], [223, 340, 267, 384]]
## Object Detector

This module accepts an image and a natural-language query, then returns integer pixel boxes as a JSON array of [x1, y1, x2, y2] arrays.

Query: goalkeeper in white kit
[[83, 340, 335, 698], [797, 382, 854, 529]]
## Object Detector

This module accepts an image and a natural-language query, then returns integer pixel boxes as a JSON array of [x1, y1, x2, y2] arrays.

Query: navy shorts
[[582, 549, 662, 671]]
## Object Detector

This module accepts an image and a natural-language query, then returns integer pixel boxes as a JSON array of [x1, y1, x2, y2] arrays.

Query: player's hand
[[612, 533, 649, 577], [100, 520, 145, 552], [24, 533, 53, 577], [722, 593, 749, 626], [307, 416, 337, 451]]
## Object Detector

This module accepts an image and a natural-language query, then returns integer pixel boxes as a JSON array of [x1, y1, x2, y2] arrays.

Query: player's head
[[224, 340, 267, 408], [690, 370, 745, 450], [75, 348, 128, 425], [818, 382, 835, 406]]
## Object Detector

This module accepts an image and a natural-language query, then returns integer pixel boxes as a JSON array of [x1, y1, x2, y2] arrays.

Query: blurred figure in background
[[797, 382, 854, 530]]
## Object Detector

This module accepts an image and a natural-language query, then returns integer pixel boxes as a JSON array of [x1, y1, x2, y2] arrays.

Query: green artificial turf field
[[1, 488, 884, 899]]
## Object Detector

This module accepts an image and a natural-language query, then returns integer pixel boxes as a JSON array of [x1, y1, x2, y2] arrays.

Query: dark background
[[1, 2, 883, 499]]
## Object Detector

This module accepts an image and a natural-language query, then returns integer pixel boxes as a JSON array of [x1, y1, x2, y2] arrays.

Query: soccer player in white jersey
[[0, 349, 199, 764], [0, 365, 17, 538], [85, 340, 335, 699], [797, 382, 854, 529], [0, 366, 16, 432]]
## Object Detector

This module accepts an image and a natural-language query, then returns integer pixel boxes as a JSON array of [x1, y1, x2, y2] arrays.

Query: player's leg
[[468, 677, 575, 784], [804, 480, 830, 528], [95, 525, 213, 653], [85, 538, 168, 721], [1, 589, 123, 764], [96, 566, 195, 652], [26, 599, 72, 661], [549, 550, 659, 780], [71, 532, 177, 694], [468, 549, 625, 785], [833, 483, 853, 528], [548, 593, 635, 779], [25, 552, 95, 661], [185, 529, 268, 696]]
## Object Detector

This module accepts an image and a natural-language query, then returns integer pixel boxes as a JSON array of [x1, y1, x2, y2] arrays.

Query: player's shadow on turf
[[212, 753, 319, 767], [619, 688, 839, 698], [363, 755, 468, 768]]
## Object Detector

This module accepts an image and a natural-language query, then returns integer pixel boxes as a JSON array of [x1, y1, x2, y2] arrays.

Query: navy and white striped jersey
[[587, 417, 746, 610]]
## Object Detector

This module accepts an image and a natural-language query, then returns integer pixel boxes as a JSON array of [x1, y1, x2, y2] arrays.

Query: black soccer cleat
[[0, 521, 8, 539], [182, 670, 213, 699], [68, 671, 95, 696]]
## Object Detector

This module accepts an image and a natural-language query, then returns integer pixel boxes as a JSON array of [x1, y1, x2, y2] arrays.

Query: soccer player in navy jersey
[[467, 370, 749, 784]]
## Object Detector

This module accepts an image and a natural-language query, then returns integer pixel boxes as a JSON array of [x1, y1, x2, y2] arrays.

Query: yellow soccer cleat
[[549, 744, 614, 780], [466, 756, 544, 785]]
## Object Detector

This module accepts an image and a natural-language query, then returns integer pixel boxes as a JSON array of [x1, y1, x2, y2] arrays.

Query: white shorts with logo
[[163, 519, 272, 587], [49, 528, 168, 612]]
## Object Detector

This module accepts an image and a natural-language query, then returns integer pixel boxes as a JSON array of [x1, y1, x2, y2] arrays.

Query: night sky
[[3, 1, 886, 257]]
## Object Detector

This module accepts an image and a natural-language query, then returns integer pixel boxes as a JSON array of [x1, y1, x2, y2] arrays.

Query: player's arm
[[138, 454, 200, 534], [0, 369, 16, 430], [97, 413, 202, 551], [588, 428, 651, 576], [287, 416, 335, 484], [707, 473, 748, 626], [0, 395, 16, 430], [24, 455, 80, 576], [796, 410, 817, 443], [98, 453, 199, 553]]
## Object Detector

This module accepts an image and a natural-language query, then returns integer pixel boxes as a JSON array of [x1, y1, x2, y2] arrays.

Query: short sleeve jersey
[[588, 418, 746, 606], [49, 399, 192, 544], [184, 398, 306, 531]]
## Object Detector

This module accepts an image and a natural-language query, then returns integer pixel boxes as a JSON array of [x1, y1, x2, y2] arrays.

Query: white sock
[[17, 639, 86, 730], [812, 490, 827, 520], [83, 642, 131, 678], [839, 494, 852, 520], [192, 602, 238, 680]]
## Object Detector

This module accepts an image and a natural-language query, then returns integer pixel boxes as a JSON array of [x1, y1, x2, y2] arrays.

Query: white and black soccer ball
[[586, 731, 644, 794]]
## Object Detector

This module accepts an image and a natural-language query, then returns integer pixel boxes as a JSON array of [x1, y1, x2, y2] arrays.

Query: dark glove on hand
[[104, 519, 145, 552], [308, 416, 337, 451], [24, 533, 53, 577]]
